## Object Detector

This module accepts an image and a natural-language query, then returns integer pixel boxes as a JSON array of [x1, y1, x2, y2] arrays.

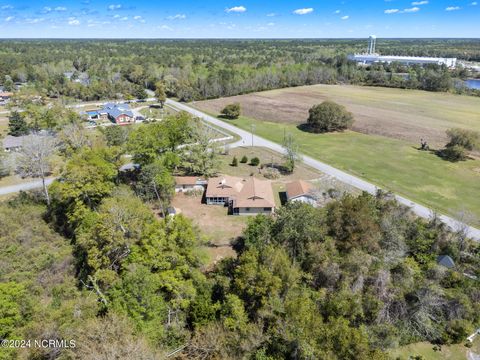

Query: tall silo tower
[[368, 35, 377, 55]]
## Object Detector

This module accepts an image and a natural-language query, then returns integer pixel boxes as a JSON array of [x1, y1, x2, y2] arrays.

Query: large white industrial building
[[348, 36, 457, 68]]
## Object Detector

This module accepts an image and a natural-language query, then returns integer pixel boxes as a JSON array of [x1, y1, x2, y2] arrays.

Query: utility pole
[[251, 123, 255, 148]]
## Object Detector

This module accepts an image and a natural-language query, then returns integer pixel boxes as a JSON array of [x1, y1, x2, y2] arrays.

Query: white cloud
[[120, 16, 128, 21], [113, 14, 120, 18], [403, 7, 420, 12], [160, 24, 173, 30], [5, 16, 13, 21], [266, 13, 276, 17], [1, 4, 13, 10], [384, 8, 399, 14], [267, 22, 275, 26], [55, 6, 67, 11], [471, 2, 478, 5], [225, 6, 246, 13], [293, 8, 314, 15], [133, 15, 142, 20], [445, 6, 461, 11], [167, 14, 186, 20], [412, 1, 428, 5], [108, 4, 122, 10], [341, 15, 349, 20], [68, 17, 80, 25], [334, 10, 341, 14], [26, 17, 45, 24]]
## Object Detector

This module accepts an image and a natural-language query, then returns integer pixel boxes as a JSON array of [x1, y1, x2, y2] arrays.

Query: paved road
[[167, 99, 480, 241], [0, 178, 55, 196]]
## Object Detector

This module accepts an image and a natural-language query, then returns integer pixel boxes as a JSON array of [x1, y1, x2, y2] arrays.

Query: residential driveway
[[167, 98, 480, 241], [0, 178, 55, 196]]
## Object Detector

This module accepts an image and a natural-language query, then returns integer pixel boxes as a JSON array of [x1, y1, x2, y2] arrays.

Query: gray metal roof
[[437, 255, 455, 269], [2, 135, 26, 150], [101, 103, 133, 119]]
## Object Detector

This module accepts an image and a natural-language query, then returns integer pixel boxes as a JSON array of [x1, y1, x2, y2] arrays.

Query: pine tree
[[8, 111, 29, 136]]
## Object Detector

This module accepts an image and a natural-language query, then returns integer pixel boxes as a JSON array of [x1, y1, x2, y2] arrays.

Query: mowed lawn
[[389, 338, 480, 360], [209, 115, 480, 226], [196, 84, 480, 147]]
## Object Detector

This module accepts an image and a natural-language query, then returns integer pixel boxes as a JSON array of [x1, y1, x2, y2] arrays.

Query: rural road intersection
[[167, 98, 480, 241]]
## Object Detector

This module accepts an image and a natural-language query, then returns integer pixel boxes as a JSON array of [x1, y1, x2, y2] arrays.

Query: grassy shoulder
[[213, 114, 480, 226]]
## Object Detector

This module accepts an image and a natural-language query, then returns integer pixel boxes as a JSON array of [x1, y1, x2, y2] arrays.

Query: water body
[[465, 79, 480, 90]]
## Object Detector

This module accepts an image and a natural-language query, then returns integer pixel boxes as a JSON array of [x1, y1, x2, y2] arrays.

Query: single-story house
[[2, 135, 26, 152], [85, 103, 144, 125], [103, 103, 135, 125], [437, 255, 455, 269], [174, 176, 207, 193], [205, 175, 244, 205], [286, 180, 317, 206], [206, 175, 275, 215]]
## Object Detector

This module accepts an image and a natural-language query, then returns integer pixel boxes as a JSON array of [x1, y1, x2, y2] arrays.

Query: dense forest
[[1, 39, 479, 102], [1, 111, 479, 359]]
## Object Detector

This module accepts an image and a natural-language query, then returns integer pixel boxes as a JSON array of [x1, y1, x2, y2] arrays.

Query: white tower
[[368, 35, 377, 55]]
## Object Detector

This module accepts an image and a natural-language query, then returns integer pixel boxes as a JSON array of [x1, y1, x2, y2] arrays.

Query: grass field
[[389, 338, 480, 360], [194, 85, 480, 226], [196, 84, 480, 147], [195, 114, 480, 226]]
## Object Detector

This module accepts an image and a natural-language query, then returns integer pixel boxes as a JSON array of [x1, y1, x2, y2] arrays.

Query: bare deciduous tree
[[16, 134, 57, 205]]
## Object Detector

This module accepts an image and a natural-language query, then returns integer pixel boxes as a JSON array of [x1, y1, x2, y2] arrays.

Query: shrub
[[231, 156, 238, 167], [249, 157, 260, 166], [221, 103, 241, 119], [307, 101, 354, 133], [240, 155, 248, 163], [446, 128, 479, 151], [264, 167, 280, 179], [440, 145, 467, 161]]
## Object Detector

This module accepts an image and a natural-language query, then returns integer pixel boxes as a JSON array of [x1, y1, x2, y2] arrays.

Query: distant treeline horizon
[[1, 38, 479, 102]]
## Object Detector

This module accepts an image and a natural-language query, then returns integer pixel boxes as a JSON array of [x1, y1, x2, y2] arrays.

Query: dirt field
[[195, 84, 480, 147], [171, 193, 244, 265]]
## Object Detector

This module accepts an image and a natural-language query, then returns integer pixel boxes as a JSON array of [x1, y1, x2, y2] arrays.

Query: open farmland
[[195, 84, 480, 147]]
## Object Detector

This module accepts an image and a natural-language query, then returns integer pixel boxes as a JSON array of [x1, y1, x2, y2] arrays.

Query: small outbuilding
[[286, 180, 316, 206], [174, 176, 207, 193], [166, 207, 177, 217], [437, 255, 455, 269], [2, 135, 26, 152]]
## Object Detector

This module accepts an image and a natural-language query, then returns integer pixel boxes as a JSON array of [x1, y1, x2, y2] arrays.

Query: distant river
[[465, 79, 480, 90]]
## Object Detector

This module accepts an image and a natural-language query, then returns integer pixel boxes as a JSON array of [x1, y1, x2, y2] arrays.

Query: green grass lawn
[[219, 115, 480, 226], [389, 338, 480, 360]]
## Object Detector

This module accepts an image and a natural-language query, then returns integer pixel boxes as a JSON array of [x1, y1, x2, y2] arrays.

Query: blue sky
[[1, 0, 479, 38]]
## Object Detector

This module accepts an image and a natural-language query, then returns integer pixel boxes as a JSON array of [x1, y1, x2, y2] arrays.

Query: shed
[[437, 255, 455, 269]]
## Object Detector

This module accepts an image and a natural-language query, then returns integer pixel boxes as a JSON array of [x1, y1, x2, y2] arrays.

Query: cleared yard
[[171, 193, 244, 264], [196, 84, 480, 147], [218, 146, 322, 182]]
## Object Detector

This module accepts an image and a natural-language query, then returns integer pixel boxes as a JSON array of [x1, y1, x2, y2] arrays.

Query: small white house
[[286, 180, 317, 206]]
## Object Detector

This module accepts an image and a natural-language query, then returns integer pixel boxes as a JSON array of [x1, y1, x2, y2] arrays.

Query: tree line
[[1, 39, 479, 104]]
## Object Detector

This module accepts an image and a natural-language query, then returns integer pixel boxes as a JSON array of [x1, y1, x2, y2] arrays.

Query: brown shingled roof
[[206, 175, 244, 198], [233, 177, 275, 208], [175, 176, 206, 186], [286, 180, 312, 199]]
